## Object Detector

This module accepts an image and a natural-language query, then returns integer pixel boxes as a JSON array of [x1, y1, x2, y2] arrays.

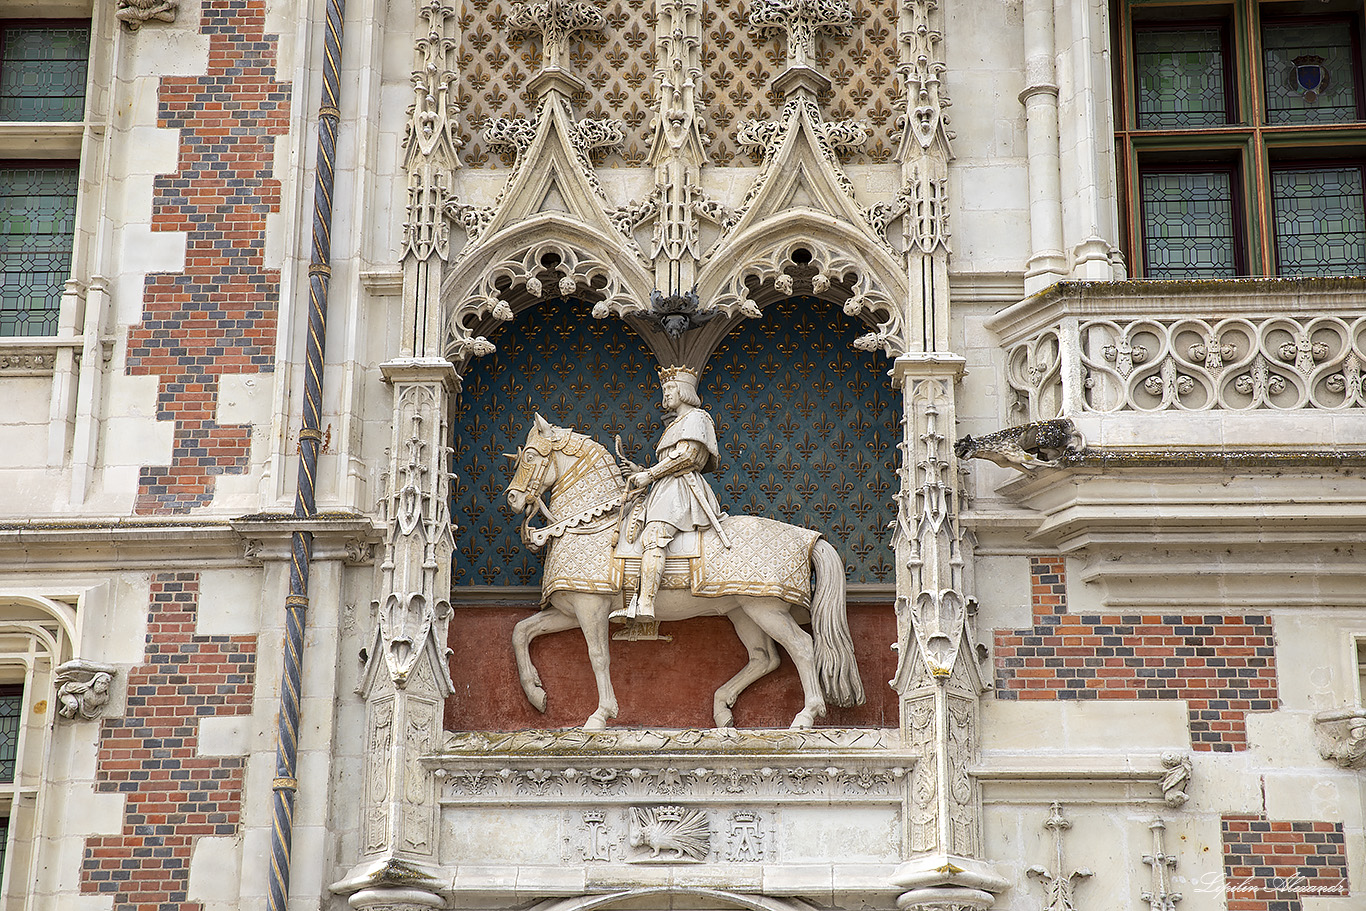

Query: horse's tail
[[810, 537, 865, 707]]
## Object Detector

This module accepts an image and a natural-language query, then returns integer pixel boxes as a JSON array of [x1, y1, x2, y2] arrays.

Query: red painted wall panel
[[447, 603, 899, 730]]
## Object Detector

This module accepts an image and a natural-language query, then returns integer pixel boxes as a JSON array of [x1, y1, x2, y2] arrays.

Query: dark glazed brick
[[1221, 815, 1349, 911], [994, 558, 1279, 751]]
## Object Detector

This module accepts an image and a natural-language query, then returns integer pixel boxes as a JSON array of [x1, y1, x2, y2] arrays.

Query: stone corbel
[[116, 0, 178, 29], [54, 659, 117, 721], [1314, 708, 1366, 769]]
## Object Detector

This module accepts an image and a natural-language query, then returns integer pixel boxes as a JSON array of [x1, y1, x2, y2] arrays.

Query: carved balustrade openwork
[[988, 281, 1366, 423]]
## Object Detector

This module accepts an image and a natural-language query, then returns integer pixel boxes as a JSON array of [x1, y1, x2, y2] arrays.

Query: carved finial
[[1141, 818, 1182, 911], [1027, 802, 1092, 911], [54, 659, 117, 721], [508, 0, 607, 92], [116, 0, 178, 29], [749, 0, 853, 75]]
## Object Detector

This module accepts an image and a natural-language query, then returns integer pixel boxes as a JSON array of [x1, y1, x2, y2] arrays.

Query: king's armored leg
[[633, 544, 665, 621]]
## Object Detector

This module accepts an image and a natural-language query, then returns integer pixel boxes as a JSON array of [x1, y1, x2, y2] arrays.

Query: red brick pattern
[[125, 0, 290, 513], [993, 557, 1278, 751], [81, 573, 256, 910], [1223, 815, 1349, 911]]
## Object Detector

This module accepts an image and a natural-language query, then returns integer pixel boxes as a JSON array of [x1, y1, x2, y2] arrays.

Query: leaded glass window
[[1263, 20, 1360, 124], [0, 165, 77, 337], [1135, 27, 1229, 128], [0, 686, 22, 782], [0, 24, 89, 122], [1272, 167, 1366, 275], [1141, 170, 1239, 278]]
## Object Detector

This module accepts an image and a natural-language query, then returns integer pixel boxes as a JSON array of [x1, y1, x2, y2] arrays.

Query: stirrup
[[609, 595, 639, 623]]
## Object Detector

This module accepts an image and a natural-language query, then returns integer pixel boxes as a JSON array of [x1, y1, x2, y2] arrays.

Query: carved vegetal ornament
[[508, 0, 607, 73], [749, 0, 854, 73], [1027, 803, 1092, 911]]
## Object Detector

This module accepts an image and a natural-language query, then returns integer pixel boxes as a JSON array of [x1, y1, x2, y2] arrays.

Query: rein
[[511, 429, 627, 551]]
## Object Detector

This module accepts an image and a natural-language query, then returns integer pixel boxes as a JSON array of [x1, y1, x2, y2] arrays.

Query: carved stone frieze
[[435, 761, 909, 803], [54, 659, 116, 721], [441, 726, 894, 754], [0, 348, 62, 374], [116, 0, 178, 29]]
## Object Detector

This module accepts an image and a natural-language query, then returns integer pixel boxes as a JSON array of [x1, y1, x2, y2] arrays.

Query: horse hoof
[[529, 687, 547, 713], [583, 712, 609, 731], [713, 707, 734, 728], [789, 713, 815, 730]]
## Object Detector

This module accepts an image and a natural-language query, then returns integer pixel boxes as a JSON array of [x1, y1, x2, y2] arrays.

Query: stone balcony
[[984, 277, 1366, 449], [975, 278, 1366, 609]]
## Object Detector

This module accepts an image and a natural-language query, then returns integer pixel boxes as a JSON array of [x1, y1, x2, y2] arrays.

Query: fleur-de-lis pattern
[[703, 296, 898, 583], [452, 297, 662, 585], [701, 0, 900, 164], [455, 0, 901, 168], [456, 0, 658, 166], [452, 296, 898, 587]]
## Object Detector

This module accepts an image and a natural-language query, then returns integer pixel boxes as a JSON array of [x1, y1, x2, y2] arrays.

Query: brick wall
[[1223, 815, 1349, 911], [125, 0, 291, 513], [81, 573, 256, 909], [993, 557, 1278, 751]]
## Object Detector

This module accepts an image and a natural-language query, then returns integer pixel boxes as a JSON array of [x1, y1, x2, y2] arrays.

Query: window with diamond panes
[[0, 686, 21, 783], [0, 165, 77, 337], [1141, 169, 1241, 278], [1116, 1, 1366, 277], [0, 23, 89, 122], [1272, 165, 1366, 274], [1134, 25, 1231, 128]]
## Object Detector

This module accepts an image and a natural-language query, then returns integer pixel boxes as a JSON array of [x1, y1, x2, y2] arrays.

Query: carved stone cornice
[[441, 726, 895, 755]]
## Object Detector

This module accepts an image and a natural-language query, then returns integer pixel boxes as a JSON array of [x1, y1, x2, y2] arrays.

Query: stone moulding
[[440, 726, 895, 755]]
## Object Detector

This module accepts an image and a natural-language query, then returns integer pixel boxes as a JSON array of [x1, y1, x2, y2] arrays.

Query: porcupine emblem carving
[[628, 806, 710, 861]]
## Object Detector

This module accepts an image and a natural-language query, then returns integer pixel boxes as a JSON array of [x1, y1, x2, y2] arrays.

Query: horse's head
[[505, 413, 568, 514]]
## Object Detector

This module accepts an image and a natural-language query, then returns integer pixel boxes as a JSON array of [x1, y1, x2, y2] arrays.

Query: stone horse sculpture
[[505, 414, 866, 730]]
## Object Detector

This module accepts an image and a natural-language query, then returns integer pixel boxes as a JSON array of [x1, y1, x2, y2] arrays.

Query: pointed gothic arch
[[697, 212, 911, 360]]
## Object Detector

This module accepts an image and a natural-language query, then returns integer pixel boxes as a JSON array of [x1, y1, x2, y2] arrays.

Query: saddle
[[610, 503, 703, 593]]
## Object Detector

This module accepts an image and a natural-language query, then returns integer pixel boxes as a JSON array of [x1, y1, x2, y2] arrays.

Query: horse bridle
[[506, 429, 624, 550]]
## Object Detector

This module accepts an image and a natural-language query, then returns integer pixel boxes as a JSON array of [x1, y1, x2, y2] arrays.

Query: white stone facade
[[0, 1, 1360, 910]]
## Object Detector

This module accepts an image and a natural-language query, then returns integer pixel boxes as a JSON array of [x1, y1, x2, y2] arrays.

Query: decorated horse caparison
[[505, 413, 866, 730]]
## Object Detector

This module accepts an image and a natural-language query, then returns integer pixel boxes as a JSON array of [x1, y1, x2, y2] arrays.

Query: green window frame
[[0, 163, 78, 338], [0, 21, 90, 123], [1115, 1, 1366, 277]]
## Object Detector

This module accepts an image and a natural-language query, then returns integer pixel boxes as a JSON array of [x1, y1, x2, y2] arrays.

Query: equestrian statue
[[504, 365, 865, 730]]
